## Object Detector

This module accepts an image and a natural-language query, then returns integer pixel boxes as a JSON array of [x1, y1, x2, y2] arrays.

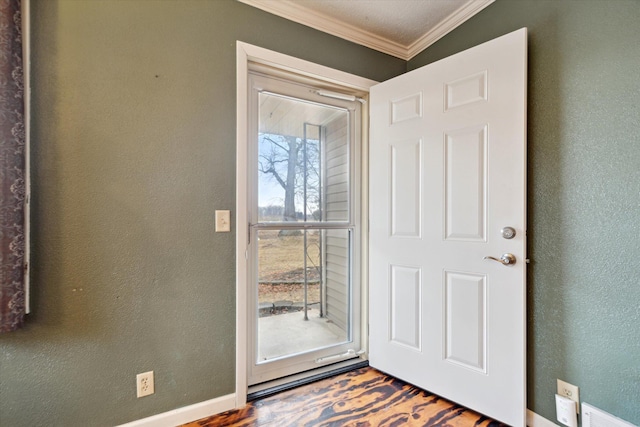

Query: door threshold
[[247, 358, 369, 402]]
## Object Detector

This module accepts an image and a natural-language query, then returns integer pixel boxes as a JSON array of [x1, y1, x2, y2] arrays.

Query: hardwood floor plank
[[182, 367, 508, 427]]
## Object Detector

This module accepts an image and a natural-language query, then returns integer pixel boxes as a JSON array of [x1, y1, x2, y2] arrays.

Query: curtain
[[0, 0, 26, 333]]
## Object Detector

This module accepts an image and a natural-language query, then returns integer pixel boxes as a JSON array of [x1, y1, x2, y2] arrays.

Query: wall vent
[[582, 403, 637, 427]]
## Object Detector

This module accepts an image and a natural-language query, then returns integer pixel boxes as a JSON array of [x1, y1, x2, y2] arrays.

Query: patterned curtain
[[0, 0, 26, 333]]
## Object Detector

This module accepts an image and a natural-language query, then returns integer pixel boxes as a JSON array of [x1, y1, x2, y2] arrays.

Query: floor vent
[[582, 403, 637, 427]]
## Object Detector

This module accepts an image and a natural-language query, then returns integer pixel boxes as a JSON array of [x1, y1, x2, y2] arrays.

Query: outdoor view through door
[[248, 72, 362, 386]]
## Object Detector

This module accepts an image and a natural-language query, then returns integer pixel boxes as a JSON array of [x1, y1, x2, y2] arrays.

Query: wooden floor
[[182, 367, 507, 427]]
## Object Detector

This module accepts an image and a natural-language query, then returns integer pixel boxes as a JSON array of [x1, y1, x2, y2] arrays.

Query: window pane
[[256, 228, 351, 362], [258, 93, 349, 223]]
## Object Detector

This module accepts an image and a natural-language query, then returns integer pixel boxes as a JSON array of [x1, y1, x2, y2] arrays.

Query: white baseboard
[[118, 396, 549, 427], [528, 409, 557, 427], [117, 393, 236, 427]]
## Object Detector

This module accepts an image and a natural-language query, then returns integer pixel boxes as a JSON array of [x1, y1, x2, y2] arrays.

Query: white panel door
[[369, 28, 527, 426]]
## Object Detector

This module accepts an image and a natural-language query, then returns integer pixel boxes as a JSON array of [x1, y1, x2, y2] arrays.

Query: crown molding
[[238, 0, 408, 59], [406, 0, 495, 59], [238, 0, 495, 61]]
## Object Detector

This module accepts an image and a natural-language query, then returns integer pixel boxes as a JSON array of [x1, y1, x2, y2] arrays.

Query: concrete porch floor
[[258, 308, 347, 361]]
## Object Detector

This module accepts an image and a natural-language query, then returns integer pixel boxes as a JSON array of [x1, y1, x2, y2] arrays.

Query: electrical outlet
[[557, 379, 579, 413], [215, 210, 231, 232], [136, 371, 154, 398]]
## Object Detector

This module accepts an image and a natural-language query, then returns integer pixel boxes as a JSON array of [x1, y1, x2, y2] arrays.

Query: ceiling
[[238, 0, 494, 60]]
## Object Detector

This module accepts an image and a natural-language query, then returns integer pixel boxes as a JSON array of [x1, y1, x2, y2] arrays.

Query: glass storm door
[[247, 73, 362, 386]]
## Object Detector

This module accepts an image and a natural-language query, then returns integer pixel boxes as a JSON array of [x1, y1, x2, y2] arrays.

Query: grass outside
[[258, 230, 320, 305]]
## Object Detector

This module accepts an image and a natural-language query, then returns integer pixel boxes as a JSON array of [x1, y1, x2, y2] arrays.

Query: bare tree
[[259, 134, 299, 222], [259, 132, 321, 225]]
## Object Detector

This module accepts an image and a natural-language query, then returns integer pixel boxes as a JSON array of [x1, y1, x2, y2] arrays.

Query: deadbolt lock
[[501, 227, 516, 239]]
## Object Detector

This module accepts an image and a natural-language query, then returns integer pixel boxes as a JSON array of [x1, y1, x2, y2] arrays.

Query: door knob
[[484, 253, 516, 266]]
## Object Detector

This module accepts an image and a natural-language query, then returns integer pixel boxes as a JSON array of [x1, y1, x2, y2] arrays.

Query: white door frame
[[235, 41, 376, 407]]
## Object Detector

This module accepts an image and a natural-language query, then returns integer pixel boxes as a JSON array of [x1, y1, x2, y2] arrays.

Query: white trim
[[238, 0, 407, 59], [235, 43, 249, 409], [112, 397, 549, 427], [115, 394, 235, 427], [237, 0, 494, 60], [527, 409, 557, 427], [406, 0, 495, 59], [236, 41, 376, 406], [359, 86, 370, 362], [112, 396, 551, 427], [237, 42, 377, 93]]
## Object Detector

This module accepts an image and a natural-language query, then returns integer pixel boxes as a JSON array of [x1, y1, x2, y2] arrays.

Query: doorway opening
[[242, 61, 370, 390], [237, 32, 526, 424]]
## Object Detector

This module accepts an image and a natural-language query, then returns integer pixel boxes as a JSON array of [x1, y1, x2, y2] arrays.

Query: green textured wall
[[410, 0, 640, 423], [3, 0, 638, 425], [0, 1, 404, 425]]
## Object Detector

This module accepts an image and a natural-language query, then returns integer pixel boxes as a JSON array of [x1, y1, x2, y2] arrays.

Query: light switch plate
[[215, 210, 231, 232]]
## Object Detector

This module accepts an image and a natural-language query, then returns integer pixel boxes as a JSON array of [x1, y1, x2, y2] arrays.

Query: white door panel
[[369, 28, 527, 426]]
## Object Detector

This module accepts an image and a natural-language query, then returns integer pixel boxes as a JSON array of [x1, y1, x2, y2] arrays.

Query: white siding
[[323, 114, 349, 331]]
